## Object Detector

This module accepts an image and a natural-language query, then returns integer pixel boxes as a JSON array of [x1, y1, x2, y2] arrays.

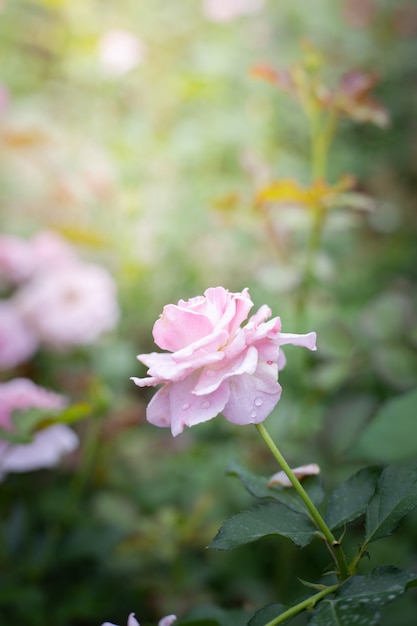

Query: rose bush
[[131, 287, 316, 436]]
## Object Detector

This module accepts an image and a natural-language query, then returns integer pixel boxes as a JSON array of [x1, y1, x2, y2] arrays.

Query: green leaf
[[0, 403, 92, 445], [0, 427, 33, 444], [310, 601, 379, 626], [209, 502, 316, 550], [0, 406, 60, 443], [9, 407, 54, 442], [338, 566, 417, 604], [310, 567, 417, 625], [351, 388, 417, 462], [365, 461, 417, 543], [248, 603, 287, 626], [227, 461, 324, 514], [325, 466, 383, 531], [48, 402, 92, 424]]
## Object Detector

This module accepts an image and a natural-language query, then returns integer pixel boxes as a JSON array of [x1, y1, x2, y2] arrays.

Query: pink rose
[[101, 613, 176, 626], [0, 378, 78, 479], [0, 231, 76, 286], [0, 235, 34, 285], [14, 263, 119, 348], [30, 230, 77, 272], [131, 287, 316, 436], [0, 300, 39, 369]]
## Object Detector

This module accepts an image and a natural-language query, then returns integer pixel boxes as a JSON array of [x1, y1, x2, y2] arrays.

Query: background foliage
[[0, 0, 416, 624]]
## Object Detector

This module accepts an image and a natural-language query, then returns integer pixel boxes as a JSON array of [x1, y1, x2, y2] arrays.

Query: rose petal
[[127, 614, 140, 626], [172, 328, 228, 361], [193, 345, 258, 395], [207, 286, 253, 334], [153, 304, 215, 351], [268, 463, 321, 487], [146, 385, 172, 429], [278, 331, 317, 351], [136, 349, 224, 383], [222, 372, 282, 425], [168, 372, 230, 436], [158, 615, 177, 626]]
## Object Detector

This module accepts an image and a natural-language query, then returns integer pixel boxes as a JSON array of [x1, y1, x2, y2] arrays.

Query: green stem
[[263, 583, 339, 626], [295, 110, 337, 329], [255, 423, 350, 581], [295, 207, 325, 329], [310, 109, 337, 182]]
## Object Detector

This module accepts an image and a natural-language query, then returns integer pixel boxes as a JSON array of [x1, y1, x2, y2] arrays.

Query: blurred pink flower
[[101, 613, 176, 626], [0, 234, 33, 285], [131, 287, 316, 436], [15, 263, 119, 348], [30, 230, 77, 272], [0, 300, 39, 369], [98, 30, 145, 76], [202, 0, 265, 22], [0, 378, 78, 478], [0, 231, 76, 286]]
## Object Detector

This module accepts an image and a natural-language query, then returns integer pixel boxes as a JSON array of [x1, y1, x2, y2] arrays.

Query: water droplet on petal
[[250, 410, 257, 418], [182, 402, 191, 410], [201, 400, 211, 409], [254, 397, 263, 407], [267, 360, 274, 365]]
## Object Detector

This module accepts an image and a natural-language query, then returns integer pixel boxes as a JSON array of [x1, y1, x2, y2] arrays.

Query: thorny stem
[[262, 583, 339, 626], [255, 422, 350, 581]]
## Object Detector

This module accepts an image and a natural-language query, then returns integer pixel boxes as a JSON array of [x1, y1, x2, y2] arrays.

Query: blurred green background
[[0, 0, 416, 624]]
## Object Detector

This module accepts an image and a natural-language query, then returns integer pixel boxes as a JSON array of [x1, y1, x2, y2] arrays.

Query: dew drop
[[182, 402, 191, 410], [266, 360, 274, 365], [250, 410, 257, 418], [201, 400, 211, 409], [254, 397, 263, 407]]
